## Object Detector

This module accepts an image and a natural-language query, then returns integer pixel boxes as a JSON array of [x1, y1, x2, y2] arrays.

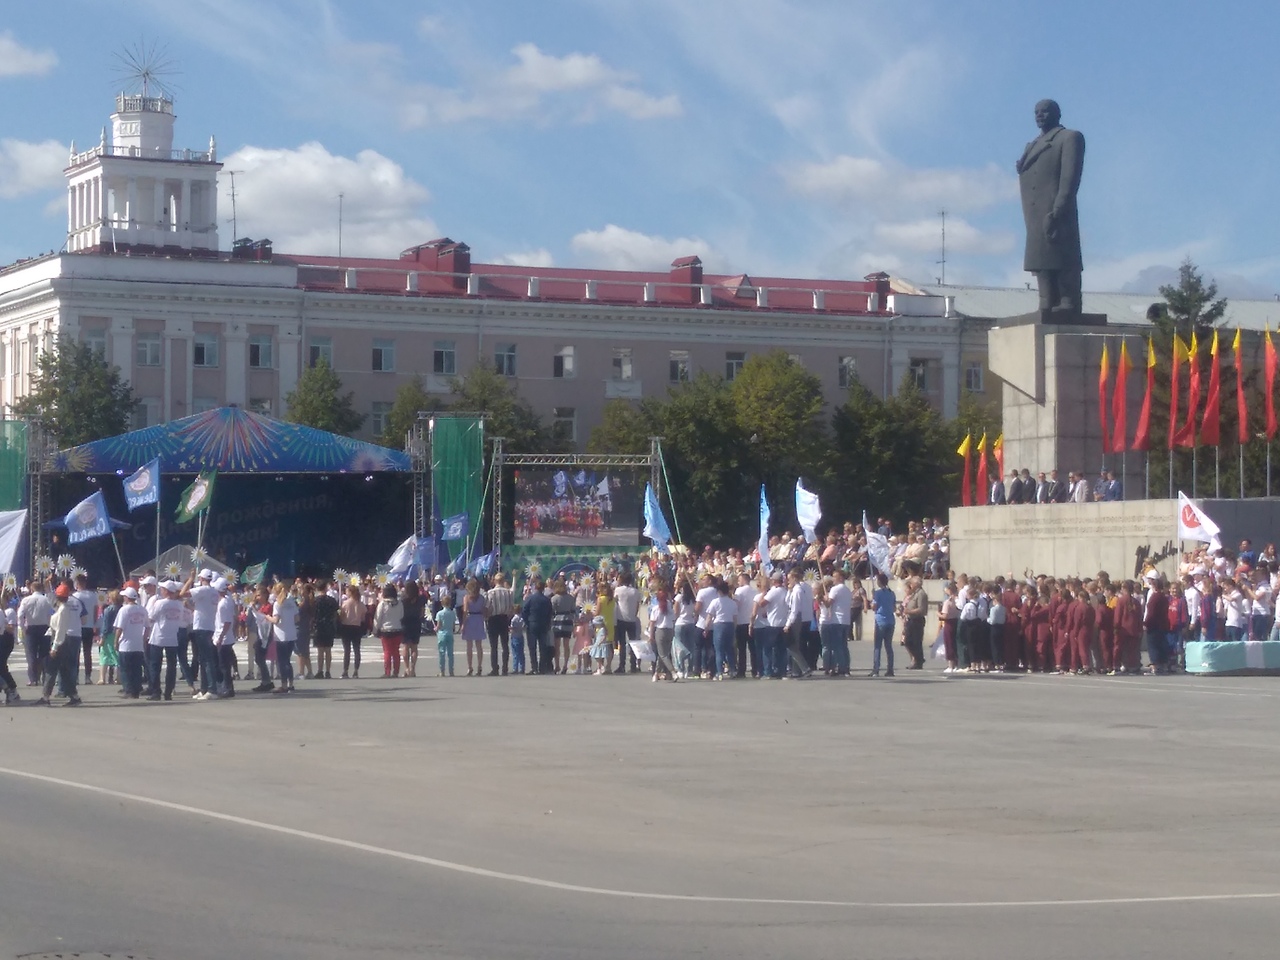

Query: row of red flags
[[956, 432, 1002, 507], [1100, 328, 1279, 453]]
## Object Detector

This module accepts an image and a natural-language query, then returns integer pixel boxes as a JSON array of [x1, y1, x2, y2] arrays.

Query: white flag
[[795, 480, 821, 542], [1177, 492, 1222, 551]]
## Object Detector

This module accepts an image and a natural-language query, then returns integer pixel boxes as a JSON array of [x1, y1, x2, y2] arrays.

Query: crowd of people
[[2, 531, 1272, 707]]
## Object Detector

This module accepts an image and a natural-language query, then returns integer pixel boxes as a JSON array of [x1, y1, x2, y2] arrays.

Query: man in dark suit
[[990, 475, 1008, 505], [1016, 99, 1085, 314], [1005, 470, 1024, 504], [1048, 469, 1069, 503], [1034, 471, 1050, 503]]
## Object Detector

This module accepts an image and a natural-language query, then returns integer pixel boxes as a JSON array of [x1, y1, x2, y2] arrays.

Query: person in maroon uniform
[[1143, 577, 1171, 674], [1052, 585, 1074, 673], [1074, 586, 1096, 674], [1032, 587, 1054, 672], [1113, 581, 1142, 674]]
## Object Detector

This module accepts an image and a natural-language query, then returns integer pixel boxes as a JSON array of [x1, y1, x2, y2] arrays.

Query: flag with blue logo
[[65, 490, 112, 545], [572, 469, 588, 490], [441, 512, 469, 542], [123, 458, 160, 512], [642, 483, 671, 552], [467, 548, 499, 577], [758, 485, 772, 573], [553, 471, 568, 498]]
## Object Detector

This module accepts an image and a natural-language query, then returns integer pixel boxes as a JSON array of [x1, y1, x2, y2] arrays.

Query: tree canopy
[[450, 363, 570, 454], [283, 358, 365, 436], [1158, 257, 1227, 340], [13, 337, 137, 446], [378, 374, 438, 448]]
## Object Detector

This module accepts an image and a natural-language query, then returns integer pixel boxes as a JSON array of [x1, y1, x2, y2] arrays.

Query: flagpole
[[1240, 445, 1245, 500], [1214, 446, 1220, 499], [155, 489, 161, 570], [1192, 447, 1198, 498], [109, 527, 127, 583], [1269, 442, 1273, 498], [1144, 452, 1149, 501], [1168, 450, 1173, 500]]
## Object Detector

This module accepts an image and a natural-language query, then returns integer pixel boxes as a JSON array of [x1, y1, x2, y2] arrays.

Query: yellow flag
[[1146, 336, 1157, 368], [977, 431, 987, 452], [956, 434, 971, 457]]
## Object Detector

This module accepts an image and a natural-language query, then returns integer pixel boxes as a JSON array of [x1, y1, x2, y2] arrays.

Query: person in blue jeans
[[870, 573, 897, 677], [508, 613, 526, 675]]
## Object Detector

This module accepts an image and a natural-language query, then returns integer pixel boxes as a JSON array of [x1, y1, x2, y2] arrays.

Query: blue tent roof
[[50, 407, 412, 474]]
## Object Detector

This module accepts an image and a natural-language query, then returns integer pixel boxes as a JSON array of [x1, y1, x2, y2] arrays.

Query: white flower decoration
[[56, 554, 75, 576], [333, 567, 349, 586], [164, 560, 183, 580], [71, 565, 87, 579], [35, 555, 54, 577], [3, 572, 16, 591]]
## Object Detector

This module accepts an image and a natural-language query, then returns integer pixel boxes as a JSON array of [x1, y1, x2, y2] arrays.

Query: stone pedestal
[[987, 314, 1146, 498]]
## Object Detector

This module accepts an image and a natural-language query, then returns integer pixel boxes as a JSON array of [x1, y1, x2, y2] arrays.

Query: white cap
[[213, 577, 229, 592], [141, 576, 158, 587], [162, 579, 182, 593], [199, 568, 214, 580], [121, 587, 139, 600]]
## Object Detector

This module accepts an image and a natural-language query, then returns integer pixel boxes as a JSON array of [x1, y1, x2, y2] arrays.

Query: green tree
[[731, 351, 831, 523], [449, 363, 567, 453], [13, 336, 137, 446], [378, 374, 439, 448], [586, 399, 651, 454], [283, 358, 365, 436], [1157, 257, 1227, 341]]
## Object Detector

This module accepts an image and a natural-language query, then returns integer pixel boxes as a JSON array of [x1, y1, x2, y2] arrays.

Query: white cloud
[[401, 43, 682, 127], [785, 155, 1016, 214], [218, 142, 438, 256], [0, 138, 67, 199], [571, 224, 721, 271], [0, 32, 57, 77], [492, 249, 555, 268], [874, 217, 1014, 256]]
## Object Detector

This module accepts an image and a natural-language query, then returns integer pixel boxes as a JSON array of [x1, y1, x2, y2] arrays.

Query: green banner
[[176, 471, 217, 523], [0, 421, 26, 512], [430, 417, 484, 563]]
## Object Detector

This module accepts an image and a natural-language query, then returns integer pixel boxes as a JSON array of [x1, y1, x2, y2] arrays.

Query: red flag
[[1177, 332, 1201, 447], [1111, 341, 1132, 453], [1098, 342, 1111, 453], [957, 434, 972, 507], [1267, 326, 1278, 441], [1168, 334, 1187, 450], [1199, 330, 1220, 447], [1132, 338, 1156, 451], [976, 433, 989, 506], [1234, 329, 1248, 445]]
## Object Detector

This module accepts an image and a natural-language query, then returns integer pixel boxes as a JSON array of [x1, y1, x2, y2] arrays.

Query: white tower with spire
[[64, 88, 222, 253]]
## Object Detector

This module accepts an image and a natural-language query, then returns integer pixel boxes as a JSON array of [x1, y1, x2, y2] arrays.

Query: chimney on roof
[[670, 256, 703, 304], [863, 271, 892, 308], [400, 237, 470, 289]]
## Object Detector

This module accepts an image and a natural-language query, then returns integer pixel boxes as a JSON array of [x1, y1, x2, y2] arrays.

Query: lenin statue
[[1016, 99, 1085, 314]]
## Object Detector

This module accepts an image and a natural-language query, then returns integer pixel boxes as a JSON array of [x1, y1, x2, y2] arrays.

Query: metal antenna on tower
[[113, 41, 181, 99], [936, 209, 947, 286], [337, 192, 344, 261], [226, 170, 244, 244]]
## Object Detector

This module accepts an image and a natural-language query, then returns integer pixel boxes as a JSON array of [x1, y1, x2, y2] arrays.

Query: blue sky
[[2, 0, 1278, 297]]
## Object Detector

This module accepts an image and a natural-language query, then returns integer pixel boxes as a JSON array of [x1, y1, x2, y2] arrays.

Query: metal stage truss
[[491, 438, 665, 553]]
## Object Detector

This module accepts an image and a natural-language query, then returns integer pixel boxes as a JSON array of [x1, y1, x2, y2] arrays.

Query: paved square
[[1, 643, 1278, 959]]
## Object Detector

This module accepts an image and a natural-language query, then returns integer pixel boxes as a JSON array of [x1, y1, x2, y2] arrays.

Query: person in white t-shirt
[[692, 574, 718, 679], [146, 581, 185, 701], [183, 569, 222, 699], [266, 582, 299, 694], [672, 575, 699, 679], [71, 574, 98, 685], [210, 578, 239, 699], [612, 572, 642, 675], [705, 577, 737, 679], [113, 587, 149, 698], [825, 570, 853, 675]]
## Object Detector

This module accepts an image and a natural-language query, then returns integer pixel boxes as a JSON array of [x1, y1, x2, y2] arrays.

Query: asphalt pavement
[[2, 642, 1278, 959]]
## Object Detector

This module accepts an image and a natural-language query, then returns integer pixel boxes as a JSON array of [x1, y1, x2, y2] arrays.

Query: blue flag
[[123, 458, 160, 512], [468, 548, 499, 577], [642, 482, 671, 552], [65, 490, 112, 545], [441, 512, 469, 542], [758, 486, 772, 573], [553, 471, 568, 498]]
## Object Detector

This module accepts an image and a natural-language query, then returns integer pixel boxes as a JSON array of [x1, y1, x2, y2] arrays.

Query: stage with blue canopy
[[45, 407, 414, 578]]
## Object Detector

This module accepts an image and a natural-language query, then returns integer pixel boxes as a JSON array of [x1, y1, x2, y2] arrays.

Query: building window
[[669, 350, 690, 383], [192, 333, 219, 368], [372, 338, 396, 372], [433, 340, 456, 376], [192, 396, 218, 414], [371, 401, 393, 437], [494, 343, 517, 377], [248, 336, 274, 369], [82, 329, 107, 358], [553, 345, 575, 379], [965, 361, 985, 393], [136, 334, 162, 367], [248, 397, 273, 415], [553, 406, 577, 443], [838, 355, 858, 388], [909, 358, 930, 391], [725, 351, 746, 381], [611, 347, 633, 381], [134, 397, 161, 429], [308, 336, 333, 368]]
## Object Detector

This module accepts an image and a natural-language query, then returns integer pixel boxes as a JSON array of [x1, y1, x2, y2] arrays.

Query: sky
[[2, 0, 1280, 298]]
